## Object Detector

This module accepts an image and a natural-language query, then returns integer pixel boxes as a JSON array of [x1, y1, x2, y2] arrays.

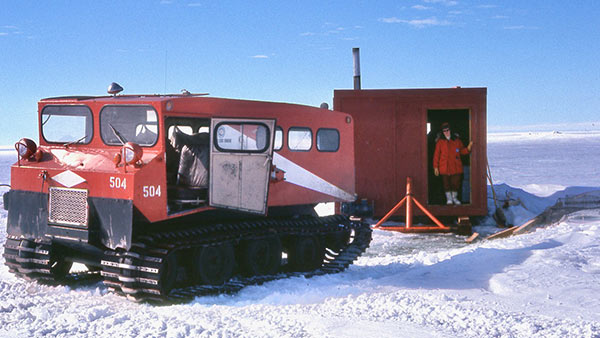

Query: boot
[[445, 192, 453, 205], [451, 191, 461, 205]]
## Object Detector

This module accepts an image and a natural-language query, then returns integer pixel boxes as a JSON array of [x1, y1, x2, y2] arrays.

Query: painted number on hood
[[143, 185, 161, 198], [109, 176, 127, 189]]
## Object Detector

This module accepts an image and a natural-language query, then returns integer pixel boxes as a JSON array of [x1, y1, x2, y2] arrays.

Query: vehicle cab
[[7, 87, 356, 251]]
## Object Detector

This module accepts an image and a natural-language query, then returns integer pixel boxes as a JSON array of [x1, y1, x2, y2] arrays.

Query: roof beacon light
[[107, 82, 123, 96]]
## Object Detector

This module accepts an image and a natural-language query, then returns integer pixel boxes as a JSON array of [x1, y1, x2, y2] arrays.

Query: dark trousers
[[442, 174, 462, 192]]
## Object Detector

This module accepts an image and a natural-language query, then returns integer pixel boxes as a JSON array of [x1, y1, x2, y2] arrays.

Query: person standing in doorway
[[433, 122, 473, 205]]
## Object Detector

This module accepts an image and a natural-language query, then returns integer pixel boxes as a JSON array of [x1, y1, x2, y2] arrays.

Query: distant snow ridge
[[488, 130, 600, 143]]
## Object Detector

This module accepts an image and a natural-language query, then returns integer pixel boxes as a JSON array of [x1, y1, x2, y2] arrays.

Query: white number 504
[[143, 185, 161, 198], [109, 177, 127, 189]]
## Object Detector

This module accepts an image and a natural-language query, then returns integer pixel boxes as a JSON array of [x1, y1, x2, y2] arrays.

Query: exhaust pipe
[[353, 47, 361, 90]]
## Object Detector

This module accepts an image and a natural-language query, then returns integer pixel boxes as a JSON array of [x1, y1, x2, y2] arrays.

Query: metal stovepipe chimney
[[353, 47, 361, 90]]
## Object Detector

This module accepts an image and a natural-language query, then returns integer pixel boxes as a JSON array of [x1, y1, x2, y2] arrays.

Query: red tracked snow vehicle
[[2, 84, 371, 302]]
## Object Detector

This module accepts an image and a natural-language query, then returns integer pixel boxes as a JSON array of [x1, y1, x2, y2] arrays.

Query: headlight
[[121, 142, 143, 165], [15, 138, 37, 160]]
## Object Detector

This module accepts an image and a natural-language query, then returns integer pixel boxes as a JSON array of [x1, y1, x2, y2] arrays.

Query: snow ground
[[1, 131, 600, 337]]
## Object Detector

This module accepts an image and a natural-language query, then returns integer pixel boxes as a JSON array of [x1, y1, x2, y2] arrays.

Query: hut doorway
[[427, 109, 471, 205]]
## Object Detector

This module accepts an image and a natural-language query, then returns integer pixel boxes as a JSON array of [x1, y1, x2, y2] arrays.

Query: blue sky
[[1, 1, 599, 145]]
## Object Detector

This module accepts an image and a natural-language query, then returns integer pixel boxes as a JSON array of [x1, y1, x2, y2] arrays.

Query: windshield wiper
[[63, 135, 88, 148], [41, 114, 52, 126], [109, 123, 127, 145]]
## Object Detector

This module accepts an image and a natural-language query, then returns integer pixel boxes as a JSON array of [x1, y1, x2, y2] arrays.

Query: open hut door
[[427, 109, 472, 205], [209, 118, 276, 214]]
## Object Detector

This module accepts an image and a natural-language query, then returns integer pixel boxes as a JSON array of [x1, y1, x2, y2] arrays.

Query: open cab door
[[209, 118, 276, 214]]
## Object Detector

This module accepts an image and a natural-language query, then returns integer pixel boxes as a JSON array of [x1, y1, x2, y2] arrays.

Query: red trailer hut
[[334, 87, 487, 220]]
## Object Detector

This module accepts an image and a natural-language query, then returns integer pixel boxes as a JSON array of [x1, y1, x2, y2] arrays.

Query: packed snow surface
[[1, 131, 600, 337]]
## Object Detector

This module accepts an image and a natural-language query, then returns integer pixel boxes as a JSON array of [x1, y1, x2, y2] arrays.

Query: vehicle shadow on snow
[[356, 239, 563, 291]]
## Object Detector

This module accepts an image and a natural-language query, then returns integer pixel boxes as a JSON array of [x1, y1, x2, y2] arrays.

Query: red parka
[[433, 137, 470, 175]]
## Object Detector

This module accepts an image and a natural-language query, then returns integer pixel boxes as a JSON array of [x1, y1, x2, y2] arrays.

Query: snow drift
[[1, 131, 600, 337]]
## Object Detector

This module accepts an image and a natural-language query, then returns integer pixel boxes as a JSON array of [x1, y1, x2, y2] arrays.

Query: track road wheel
[[325, 229, 351, 252], [17, 239, 34, 255], [159, 252, 178, 295], [48, 256, 72, 281], [46, 243, 72, 281], [193, 243, 235, 285], [288, 236, 325, 272], [239, 236, 282, 276]]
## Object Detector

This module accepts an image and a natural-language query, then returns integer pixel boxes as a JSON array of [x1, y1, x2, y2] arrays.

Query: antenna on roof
[[164, 50, 168, 94]]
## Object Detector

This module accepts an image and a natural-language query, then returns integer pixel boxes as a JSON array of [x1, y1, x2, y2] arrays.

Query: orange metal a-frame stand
[[373, 177, 451, 233]]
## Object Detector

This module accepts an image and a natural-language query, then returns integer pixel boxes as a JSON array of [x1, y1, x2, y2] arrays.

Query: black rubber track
[[100, 215, 371, 303], [3, 215, 371, 304], [3, 237, 102, 285]]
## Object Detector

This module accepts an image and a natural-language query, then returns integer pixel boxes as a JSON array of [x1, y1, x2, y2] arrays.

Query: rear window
[[100, 105, 158, 146], [316, 128, 339, 152], [168, 125, 193, 139]]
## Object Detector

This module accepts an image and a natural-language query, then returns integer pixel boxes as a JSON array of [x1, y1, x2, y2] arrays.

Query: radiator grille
[[48, 187, 89, 227]]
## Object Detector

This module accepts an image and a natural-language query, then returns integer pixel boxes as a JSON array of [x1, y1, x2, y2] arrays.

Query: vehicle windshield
[[100, 105, 158, 146], [41, 105, 93, 144]]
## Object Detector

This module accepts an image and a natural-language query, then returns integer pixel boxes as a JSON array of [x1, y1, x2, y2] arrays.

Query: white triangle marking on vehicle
[[52, 170, 86, 188], [273, 153, 355, 201]]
